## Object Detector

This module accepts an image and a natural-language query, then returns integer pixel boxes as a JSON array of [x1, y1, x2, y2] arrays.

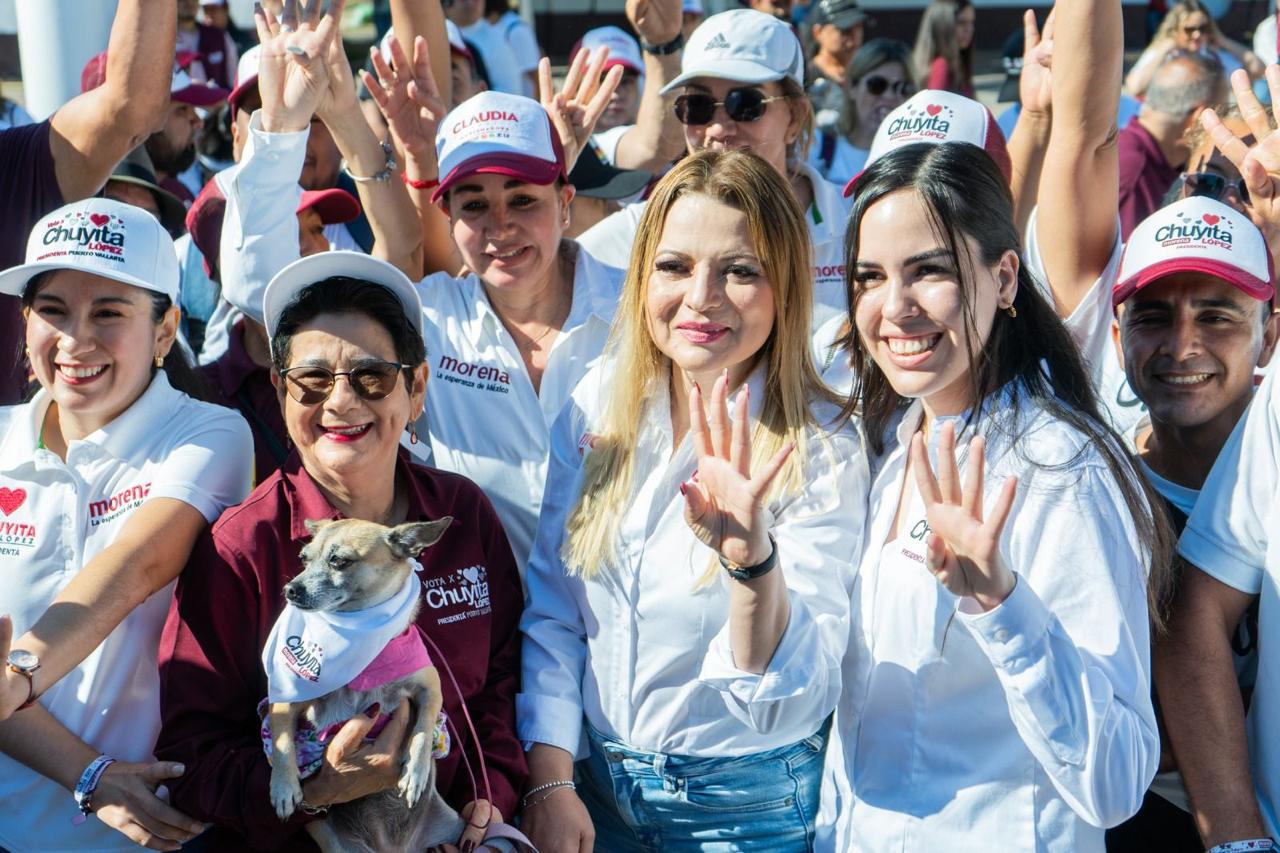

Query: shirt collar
[[283, 447, 437, 542], [641, 360, 770, 450], [889, 378, 1024, 454]]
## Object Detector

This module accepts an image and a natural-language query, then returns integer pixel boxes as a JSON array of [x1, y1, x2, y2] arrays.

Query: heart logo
[[0, 487, 27, 516], [461, 566, 480, 584], [89, 213, 110, 227], [926, 105, 942, 116], [1203, 213, 1221, 225]]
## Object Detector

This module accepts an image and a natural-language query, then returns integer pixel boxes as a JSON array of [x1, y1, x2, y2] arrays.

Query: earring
[[1005, 304, 1017, 319], [408, 422, 419, 445], [154, 354, 165, 368]]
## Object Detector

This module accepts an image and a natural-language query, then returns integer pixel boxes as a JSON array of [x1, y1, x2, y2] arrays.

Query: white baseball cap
[[432, 91, 566, 203], [0, 198, 179, 301], [577, 26, 644, 77], [1113, 196, 1275, 307], [263, 251, 424, 341], [660, 9, 804, 94], [228, 45, 262, 115], [849, 90, 1010, 195]]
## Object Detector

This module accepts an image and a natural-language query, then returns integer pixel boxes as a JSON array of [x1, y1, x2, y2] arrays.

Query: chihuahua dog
[[265, 516, 469, 853]]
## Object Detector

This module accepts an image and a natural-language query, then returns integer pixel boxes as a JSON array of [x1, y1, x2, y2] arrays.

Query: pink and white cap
[[576, 26, 644, 76], [846, 89, 1010, 195], [432, 91, 566, 203], [80, 52, 228, 106], [1113, 196, 1274, 307], [228, 45, 263, 115]]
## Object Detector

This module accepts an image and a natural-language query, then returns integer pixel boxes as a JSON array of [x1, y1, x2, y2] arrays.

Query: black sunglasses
[[862, 75, 915, 97], [280, 361, 410, 405], [673, 88, 787, 125], [1182, 171, 1249, 205]]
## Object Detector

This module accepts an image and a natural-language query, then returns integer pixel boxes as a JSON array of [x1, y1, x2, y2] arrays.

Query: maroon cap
[[82, 51, 229, 106], [298, 188, 361, 225]]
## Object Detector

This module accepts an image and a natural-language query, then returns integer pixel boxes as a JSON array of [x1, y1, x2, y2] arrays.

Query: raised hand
[[627, 0, 682, 47], [1019, 8, 1055, 115], [1201, 66, 1280, 232], [363, 34, 447, 162], [909, 422, 1018, 611], [537, 49, 624, 173], [682, 373, 793, 568], [253, 0, 347, 133]]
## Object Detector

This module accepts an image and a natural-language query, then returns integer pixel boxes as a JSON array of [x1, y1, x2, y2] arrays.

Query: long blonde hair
[[1152, 0, 1221, 47], [561, 150, 832, 579]]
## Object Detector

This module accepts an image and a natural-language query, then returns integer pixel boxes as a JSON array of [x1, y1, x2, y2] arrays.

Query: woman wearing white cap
[[0, 198, 252, 852], [578, 8, 855, 334]]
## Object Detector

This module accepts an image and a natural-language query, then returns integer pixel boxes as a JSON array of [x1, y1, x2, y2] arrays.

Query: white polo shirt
[[410, 246, 622, 578], [518, 362, 867, 758], [0, 374, 251, 852], [1179, 369, 1280, 839], [576, 162, 853, 334]]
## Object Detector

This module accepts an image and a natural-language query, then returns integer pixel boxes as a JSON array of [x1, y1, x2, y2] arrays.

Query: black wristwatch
[[719, 536, 778, 582], [640, 32, 684, 56]]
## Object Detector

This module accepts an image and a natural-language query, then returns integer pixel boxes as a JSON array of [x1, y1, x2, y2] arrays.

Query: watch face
[[8, 650, 37, 670]]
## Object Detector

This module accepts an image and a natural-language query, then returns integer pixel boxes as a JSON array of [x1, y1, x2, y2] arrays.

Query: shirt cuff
[[955, 575, 1052, 676], [1179, 525, 1265, 595], [243, 110, 309, 189], [697, 596, 821, 706], [515, 693, 584, 759]]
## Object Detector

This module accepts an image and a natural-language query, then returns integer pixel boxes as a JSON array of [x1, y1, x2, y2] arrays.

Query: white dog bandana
[[263, 564, 423, 703]]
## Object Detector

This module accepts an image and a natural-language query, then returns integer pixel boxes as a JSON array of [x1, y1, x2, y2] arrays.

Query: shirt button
[[993, 628, 1010, 643]]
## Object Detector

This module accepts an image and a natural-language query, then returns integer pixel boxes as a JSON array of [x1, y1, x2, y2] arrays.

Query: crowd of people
[[1, 0, 1280, 850]]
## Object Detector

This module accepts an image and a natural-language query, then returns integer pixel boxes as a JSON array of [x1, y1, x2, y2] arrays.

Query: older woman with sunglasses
[[578, 8, 855, 334], [156, 252, 527, 852], [1125, 0, 1262, 98]]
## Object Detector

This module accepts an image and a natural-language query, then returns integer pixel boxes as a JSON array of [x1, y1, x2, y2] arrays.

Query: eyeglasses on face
[[1181, 171, 1249, 205], [279, 361, 410, 405], [861, 75, 915, 97], [673, 88, 788, 125]]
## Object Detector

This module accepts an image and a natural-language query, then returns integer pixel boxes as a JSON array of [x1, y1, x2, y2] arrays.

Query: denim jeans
[[575, 722, 827, 852]]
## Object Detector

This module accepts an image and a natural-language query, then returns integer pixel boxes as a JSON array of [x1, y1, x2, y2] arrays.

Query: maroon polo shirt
[[1118, 118, 1182, 240], [156, 450, 526, 851], [200, 320, 289, 486], [0, 121, 64, 404]]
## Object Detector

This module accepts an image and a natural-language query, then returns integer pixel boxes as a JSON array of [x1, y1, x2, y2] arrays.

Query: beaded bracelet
[[1207, 841, 1277, 853], [72, 755, 116, 825], [521, 779, 575, 810]]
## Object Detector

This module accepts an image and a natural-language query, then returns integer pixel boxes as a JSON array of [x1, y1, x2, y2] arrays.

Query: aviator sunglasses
[[280, 361, 410, 405], [1181, 171, 1250, 205], [862, 75, 915, 97], [674, 88, 787, 125]]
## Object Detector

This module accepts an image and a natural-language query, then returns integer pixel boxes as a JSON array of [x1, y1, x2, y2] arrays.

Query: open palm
[[1202, 65, 1280, 228], [363, 35, 447, 161], [253, 0, 346, 132], [538, 49, 624, 174]]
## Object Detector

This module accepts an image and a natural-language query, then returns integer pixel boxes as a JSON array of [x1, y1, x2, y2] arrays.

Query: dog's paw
[[398, 736, 432, 807], [270, 773, 305, 820]]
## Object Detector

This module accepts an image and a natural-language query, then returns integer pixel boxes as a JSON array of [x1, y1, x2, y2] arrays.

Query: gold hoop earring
[[154, 354, 165, 368]]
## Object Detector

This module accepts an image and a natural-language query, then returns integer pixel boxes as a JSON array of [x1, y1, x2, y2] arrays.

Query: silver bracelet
[[1207, 841, 1277, 853], [521, 779, 575, 810], [341, 139, 397, 184]]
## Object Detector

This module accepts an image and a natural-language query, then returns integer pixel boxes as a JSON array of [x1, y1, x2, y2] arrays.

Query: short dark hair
[[269, 276, 426, 372]]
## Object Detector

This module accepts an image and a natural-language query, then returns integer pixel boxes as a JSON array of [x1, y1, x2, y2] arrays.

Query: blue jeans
[[576, 722, 827, 852]]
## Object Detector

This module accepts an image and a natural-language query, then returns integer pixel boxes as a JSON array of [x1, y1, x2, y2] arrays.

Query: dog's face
[[285, 517, 453, 612]]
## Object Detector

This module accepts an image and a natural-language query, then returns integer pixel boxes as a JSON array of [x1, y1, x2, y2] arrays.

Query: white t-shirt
[[590, 125, 631, 166], [1255, 15, 1278, 66], [410, 245, 622, 579], [806, 132, 868, 189], [0, 375, 252, 852], [577, 162, 853, 334], [463, 13, 541, 98], [1178, 370, 1280, 839]]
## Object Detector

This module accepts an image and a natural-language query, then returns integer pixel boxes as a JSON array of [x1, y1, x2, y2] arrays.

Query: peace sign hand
[[1201, 66, 1280, 233], [538, 49, 624, 174], [363, 35, 447, 162], [682, 373, 794, 568], [910, 422, 1019, 611], [253, 0, 347, 133]]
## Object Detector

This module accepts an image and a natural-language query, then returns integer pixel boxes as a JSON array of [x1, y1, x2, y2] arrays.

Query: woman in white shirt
[[828, 142, 1175, 851], [518, 149, 866, 851], [0, 199, 252, 852]]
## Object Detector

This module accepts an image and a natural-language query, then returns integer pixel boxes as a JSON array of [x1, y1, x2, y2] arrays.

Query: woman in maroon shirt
[[155, 253, 526, 852], [911, 0, 976, 98]]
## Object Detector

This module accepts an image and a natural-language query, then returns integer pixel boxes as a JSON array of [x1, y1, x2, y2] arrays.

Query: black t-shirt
[[0, 120, 64, 404]]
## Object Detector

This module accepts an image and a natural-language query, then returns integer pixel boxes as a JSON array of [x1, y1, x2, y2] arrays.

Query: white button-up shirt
[[1179, 368, 1280, 839], [576, 162, 853, 333], [0, 375, 251, 852], [517, 363, 868, 758], [412, 248, 622, 575], [826, 385, 1158, 852]]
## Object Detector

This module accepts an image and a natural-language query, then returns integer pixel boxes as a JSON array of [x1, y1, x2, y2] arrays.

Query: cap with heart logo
[[660, 9, 804, 94], [0, 198, 179, 302], [574, 26, 645, 77], [845, 89, 1010, 195], [1113, 196, 1275, 307]]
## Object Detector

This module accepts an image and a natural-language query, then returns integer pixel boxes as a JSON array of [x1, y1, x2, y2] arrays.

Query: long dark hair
[[21, 271, 209, 402], [840, 142, 1175, 627]]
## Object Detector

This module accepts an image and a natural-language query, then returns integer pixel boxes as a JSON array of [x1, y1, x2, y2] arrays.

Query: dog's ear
[[385, 518, 454, 559], [303, 518, 332, 537]]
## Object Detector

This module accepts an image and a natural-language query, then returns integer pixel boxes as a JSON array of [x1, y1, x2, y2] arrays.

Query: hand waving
[[627, 0, 683, 47], [363, 35, 447, 162], [1201, 66, 1280, 232], [538, 49, 624, 173], [682, 373, 793, 568], [1019, 8, 1054, 115], [909, 422, 1018, 611], [253, 0, 347, 133]]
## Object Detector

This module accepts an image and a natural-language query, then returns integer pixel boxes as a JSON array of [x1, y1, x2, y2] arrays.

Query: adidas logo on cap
[[705, 32, 730, 50]]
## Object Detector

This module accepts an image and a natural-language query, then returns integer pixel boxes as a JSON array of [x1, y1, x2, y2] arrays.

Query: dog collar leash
[[419, 631, 493, 827]]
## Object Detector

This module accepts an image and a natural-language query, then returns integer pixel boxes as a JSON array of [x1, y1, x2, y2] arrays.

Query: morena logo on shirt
[[282, 634, 324, 682], [435, 354, 512, 395], [1153, 211, 1235, 249], [36, 210, 127, 263], [814, 264, 845, 280], [421, 563, 491, 625], [88, 482, 152, 527], [885, 104, 953, 141]]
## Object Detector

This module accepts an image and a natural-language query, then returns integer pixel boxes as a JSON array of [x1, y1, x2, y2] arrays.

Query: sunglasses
[[862, 75, 915, 97], [280, 361, 410, 405], [1181, 171, 1249, 205], [1182, 23, 1208, 36], [673, 88, 787, 125]]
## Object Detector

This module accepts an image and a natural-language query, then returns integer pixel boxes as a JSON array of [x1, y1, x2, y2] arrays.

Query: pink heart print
[[926, 105, 942, 116], [1203, 214, 1220, 225], [90, 213, 110, 227], [0, 487, 26, 516]]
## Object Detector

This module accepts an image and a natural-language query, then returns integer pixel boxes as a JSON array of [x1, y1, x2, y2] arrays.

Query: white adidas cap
[[1113, 196, 1274, 307], [0, 198, 179, 301], [263, 251, 424, 341], [849, 89, 1010, 194], [578, 26, 644, 77], [660, 9, 804, 94], [432, 91, 566, 203]]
